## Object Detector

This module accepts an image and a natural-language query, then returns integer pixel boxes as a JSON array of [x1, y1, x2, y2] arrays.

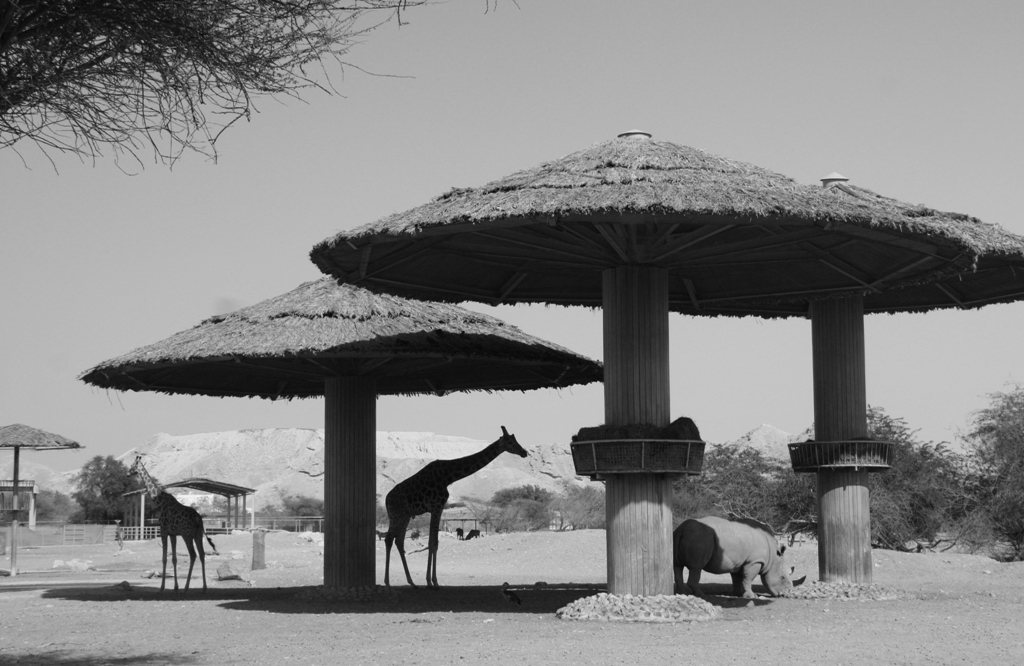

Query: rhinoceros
[[673, 516, 806, 599]]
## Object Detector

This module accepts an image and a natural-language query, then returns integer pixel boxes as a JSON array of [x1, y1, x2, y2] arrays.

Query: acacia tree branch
[[0, 0, 428, 164]]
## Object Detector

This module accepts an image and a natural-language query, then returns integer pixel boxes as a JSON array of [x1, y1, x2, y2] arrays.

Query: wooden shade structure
[[1, 424, 82, 576], [310, 132, 1024, 593], [80, 278, 601, 588]]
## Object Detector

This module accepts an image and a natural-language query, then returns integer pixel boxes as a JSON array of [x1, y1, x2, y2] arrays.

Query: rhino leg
[[731, 564, 761, 599], [685, 568, 708, 599]]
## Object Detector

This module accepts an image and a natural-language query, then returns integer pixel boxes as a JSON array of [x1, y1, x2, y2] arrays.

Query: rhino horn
[[792, 575, 807, 587]]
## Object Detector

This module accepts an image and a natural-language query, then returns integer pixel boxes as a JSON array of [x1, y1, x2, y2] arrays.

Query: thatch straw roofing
[[310, 134, 1024, 316], [79, 278, 602, 399], [0, 424, 82, 450]]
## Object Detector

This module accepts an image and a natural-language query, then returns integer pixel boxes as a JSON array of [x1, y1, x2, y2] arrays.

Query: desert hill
[[4, 423, 808, 505], [114, 428, 584, 506]]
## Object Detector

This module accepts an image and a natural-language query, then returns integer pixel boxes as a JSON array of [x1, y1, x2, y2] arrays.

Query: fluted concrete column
[[603, 266, 674, 596], [810, 296, 872, 584], [324, 377, 377, 588]]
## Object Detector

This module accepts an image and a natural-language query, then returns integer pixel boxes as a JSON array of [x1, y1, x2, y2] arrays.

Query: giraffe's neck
[[135, 460, 162, 499], [435, 440, 507, 485]]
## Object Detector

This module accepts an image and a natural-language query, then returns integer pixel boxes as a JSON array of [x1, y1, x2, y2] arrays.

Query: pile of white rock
[[782, 581, 903, 601], [52, 559, 95, 572], [556, 593, 722, 623]]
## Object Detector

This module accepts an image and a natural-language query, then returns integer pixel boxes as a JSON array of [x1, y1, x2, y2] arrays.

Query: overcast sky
[[3, 1, 1023, 472]]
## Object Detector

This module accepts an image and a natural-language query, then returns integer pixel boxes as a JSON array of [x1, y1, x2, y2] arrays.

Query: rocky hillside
[[6, 423, 809, 505], [112, 428, 584, 507]]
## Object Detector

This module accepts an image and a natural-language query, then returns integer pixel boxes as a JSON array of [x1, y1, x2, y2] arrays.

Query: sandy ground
[[2, 529, 1023, 665]]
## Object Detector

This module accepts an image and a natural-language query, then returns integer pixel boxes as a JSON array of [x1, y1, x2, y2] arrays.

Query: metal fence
[[4, 522, 119, 548], [3, 516, 323, 551]]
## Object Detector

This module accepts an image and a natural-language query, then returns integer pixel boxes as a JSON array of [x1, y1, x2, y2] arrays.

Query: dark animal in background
[[456, 528, 464, 540], [465, 529, 481, 540], [376, 530, 387, 540], [501, 582, 522, 605], [410, 530, 421, 540]]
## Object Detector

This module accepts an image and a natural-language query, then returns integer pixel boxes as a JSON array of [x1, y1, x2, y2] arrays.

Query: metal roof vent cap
[[617, 130, 652, 139], [821, 172, 850, 188]]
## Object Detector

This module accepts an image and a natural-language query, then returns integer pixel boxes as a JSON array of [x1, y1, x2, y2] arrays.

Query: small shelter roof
[[310, 134, 1024, 316], [0, 424, 82, 451], [79, 278, 602, 399], [122, 478, 253, 498]]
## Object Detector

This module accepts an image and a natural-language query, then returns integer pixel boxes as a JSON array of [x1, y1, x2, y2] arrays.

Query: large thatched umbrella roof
[[79, 278, 601, 398], [310, 133, 1024, 315], [308, 131, 1024, 595]]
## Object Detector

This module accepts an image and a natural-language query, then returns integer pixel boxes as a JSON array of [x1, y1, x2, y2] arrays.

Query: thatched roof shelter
[[308, 131, 1024, 596], [311, 133, 1024, 316], [2, 424, 81, 576], [79, 278, 600, 591], [0, 424, 82, 452], [80, 277, 602, 398]]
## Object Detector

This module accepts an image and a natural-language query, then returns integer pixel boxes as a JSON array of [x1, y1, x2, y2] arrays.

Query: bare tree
[[0, 0, 422, 163]]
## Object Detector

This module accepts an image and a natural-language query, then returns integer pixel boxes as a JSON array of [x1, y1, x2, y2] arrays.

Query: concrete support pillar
[[324, 377, 377, 588], [810, 295, 872, 584], [602, 266, 674, 596]]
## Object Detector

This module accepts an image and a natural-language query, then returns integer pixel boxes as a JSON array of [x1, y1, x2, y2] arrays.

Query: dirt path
[[2, 530, 1022, 665]]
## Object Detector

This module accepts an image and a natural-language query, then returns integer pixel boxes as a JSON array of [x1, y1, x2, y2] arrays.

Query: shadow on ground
[[33, 580, 778, 614], [0, 650, 198, 666]]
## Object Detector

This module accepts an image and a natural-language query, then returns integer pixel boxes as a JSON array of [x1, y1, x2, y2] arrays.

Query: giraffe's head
[[498, 426, 528, 458], [127, 454, 143, 476]]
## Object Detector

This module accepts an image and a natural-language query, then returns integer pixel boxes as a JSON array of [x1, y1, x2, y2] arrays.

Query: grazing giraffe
[[385, 426, 527, 588], [128, 455, 218, 592]]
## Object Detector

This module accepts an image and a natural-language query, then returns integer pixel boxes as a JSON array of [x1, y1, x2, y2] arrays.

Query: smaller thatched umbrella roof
[[0, 424, 82, 452], [79, 278, 602, 398], [2, 424, 81, 576]]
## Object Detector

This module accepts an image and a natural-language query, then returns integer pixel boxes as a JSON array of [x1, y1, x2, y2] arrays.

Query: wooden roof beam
[[469, 229, 607, 263], [868, 255, 946, 289], [361, 236, 450, 282], [683, 278, 700, 310], [495, 271, 529, 304], [649, 224, 735, 263], [935, 282, 966, 308], [594, 223, 630, 263]]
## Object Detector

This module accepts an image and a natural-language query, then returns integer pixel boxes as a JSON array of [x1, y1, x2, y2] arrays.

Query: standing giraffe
[[128, 455, 218, 592], [385, 426, 527, 588]]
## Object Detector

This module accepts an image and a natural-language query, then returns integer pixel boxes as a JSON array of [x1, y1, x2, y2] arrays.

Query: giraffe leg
[[196, 533, 208, 592], [427, 512, 442, 588], [160, 533, 169, 592], [169, 535, 180, 592], [182, 538, 198, 593], [385, 516, 415, 588], [395, 532, 416, 587]]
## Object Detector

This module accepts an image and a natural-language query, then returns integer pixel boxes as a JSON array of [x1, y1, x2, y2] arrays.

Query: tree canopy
[[0, 0, 421, 162], [961, 384, 1024, 559], [71, 455, 145, 522]]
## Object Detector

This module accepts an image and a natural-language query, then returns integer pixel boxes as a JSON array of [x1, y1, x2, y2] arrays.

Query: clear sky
[[3, 1, 1023, 471]]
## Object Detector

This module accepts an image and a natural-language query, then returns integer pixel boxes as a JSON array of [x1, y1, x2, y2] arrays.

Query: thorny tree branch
[[0, 0, 425, 165]]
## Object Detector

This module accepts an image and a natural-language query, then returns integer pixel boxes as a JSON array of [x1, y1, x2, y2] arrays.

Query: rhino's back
[[688, 516, 774, 573]]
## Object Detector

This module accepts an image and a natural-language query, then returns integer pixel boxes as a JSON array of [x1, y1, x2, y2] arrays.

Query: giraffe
[[128, 455, 218, 592], [384, 426, 527, 588]]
